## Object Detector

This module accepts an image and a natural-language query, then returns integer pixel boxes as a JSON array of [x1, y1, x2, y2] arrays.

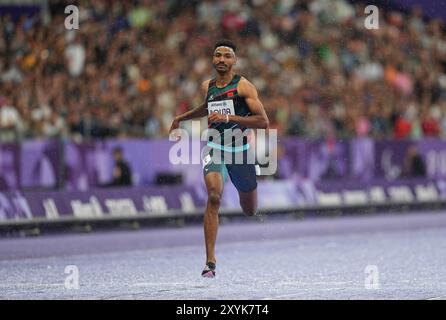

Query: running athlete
[[169, 39, 269, 278]]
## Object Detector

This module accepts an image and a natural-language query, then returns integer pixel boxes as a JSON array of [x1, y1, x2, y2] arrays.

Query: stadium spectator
[[109, 147, 133, 187], [402, 145, 426, 177], [0, 96, 24, 142], [0, 0, 446, 141]]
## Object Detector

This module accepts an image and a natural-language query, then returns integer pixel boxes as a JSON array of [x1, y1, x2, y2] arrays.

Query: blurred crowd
[[1, 0, 446, 143]]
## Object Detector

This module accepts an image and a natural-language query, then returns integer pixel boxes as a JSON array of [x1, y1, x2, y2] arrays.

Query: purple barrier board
[[375, 139, 446, 180], [1, 178, 445, 222], [307, 178, 446, 207], [222, 177, 446, 210], [20, 139, 61, 189], [279, 138, 372, 182], [0, 185, 205, 221], [3, 137, 446, 192], [0, 190, 33, 221], [63, 139, 205, 190], [0, 144, 20, 190]]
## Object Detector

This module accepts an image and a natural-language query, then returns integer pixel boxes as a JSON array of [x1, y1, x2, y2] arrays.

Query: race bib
[[207, 99, 235, 116]]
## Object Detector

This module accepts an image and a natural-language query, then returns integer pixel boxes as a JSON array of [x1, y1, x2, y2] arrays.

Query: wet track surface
[[1, 211, 446, 299]]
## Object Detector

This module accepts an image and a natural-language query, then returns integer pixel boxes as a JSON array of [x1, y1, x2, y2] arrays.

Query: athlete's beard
[[214, 63, 231, 75]]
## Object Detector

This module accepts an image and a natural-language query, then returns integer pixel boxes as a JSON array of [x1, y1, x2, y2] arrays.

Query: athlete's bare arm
[[207, 78, 269, 129], [169, 80, 210, 134]]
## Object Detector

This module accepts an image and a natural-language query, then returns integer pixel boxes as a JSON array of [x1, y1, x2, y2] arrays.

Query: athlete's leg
[[203, 171, 224, 265], [226, 160, 258, 216], [238, 188, 258, 217]]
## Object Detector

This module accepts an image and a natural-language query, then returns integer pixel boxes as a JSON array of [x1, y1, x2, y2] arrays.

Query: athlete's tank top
[[205, 74, 252, 152]]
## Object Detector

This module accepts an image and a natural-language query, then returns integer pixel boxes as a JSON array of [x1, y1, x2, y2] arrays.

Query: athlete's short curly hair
[[214, 39, 237, 53]]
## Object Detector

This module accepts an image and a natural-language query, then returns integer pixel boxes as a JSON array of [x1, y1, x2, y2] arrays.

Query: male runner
[[169, 39, 269, 278]]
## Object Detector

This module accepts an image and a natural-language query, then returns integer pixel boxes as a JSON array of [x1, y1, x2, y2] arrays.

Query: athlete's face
[[213, 48, 236, 73]]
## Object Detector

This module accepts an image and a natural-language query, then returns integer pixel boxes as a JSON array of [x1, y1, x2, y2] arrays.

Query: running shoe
[[201, 262, 216, 278]]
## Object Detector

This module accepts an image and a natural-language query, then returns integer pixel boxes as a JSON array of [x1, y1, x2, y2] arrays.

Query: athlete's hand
[[169, 117, 181, 141], [208, 113, 226, 123]]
